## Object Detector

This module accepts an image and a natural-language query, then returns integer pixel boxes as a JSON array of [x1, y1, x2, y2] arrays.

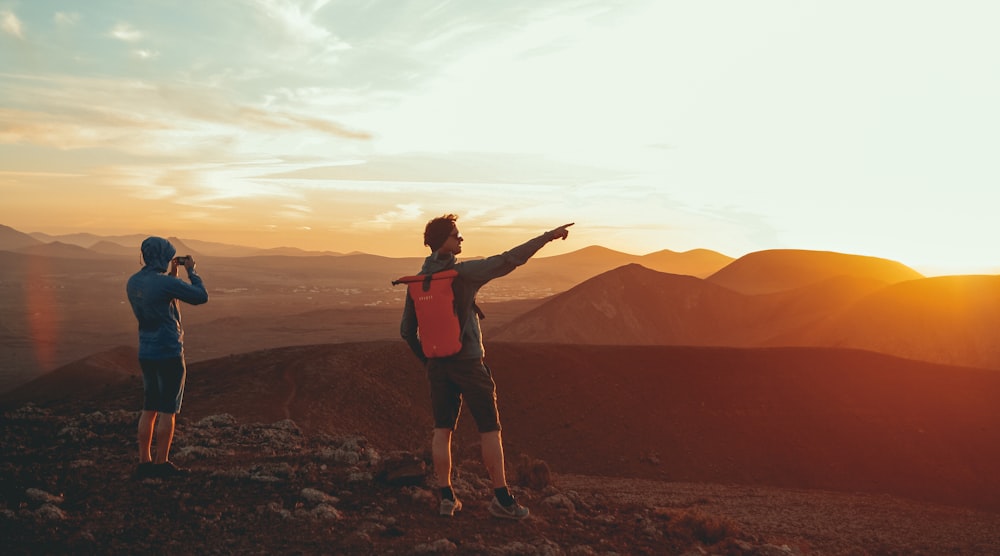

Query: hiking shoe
[[439, 497, 462, 517], [134, 462, 156, 480], [153, 461, 190, 478], [489, 497, 529, 520]]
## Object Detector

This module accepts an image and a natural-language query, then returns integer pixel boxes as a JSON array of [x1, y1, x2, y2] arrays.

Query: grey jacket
[[400, 231, 556, 362]]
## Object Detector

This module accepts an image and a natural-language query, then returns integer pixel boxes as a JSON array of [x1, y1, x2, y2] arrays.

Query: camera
[[174, 256, 190, 265]]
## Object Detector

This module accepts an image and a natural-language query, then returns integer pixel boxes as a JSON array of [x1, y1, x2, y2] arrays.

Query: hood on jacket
[[140, 236, 176, 272], [420, 252, 456, 275]]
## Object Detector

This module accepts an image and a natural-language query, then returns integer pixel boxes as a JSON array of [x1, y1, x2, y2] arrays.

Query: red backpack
[[393, 269, 462, 358]]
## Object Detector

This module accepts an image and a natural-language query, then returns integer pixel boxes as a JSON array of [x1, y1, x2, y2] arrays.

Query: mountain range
[[494, 257, 1000, 371], [4, 223, 1000, 552], [2, 223, 998, 394]]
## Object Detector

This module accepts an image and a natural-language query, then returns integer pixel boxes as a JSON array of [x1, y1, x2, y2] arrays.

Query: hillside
[[495, 265, 889, 347], [706, 249, 924, 294], [4, 341, 1000, 554], [0, 224, 43, 251], [493, 264, 755, 345], [777, 274, 1000, 370], [6, 341, 1000, 514], [494, 263, 1000, 370]]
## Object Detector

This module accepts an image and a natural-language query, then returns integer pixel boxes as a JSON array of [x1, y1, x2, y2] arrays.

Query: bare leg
[[138, 410, 157, 464], [481, 430, 508, 488], [432, 428, 453, 488], [153, 412, 177, 464]]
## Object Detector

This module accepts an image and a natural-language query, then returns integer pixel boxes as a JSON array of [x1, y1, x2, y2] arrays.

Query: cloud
[[54, 12, 81, 27], [238, 106, 371, 139], [1, 10, 24, 38], [0, 73, 369, 161], [131, 49, 160, 60], [362, 203, 424, 229], [109, 22, 143, 42], [252, 0, 349, 50]]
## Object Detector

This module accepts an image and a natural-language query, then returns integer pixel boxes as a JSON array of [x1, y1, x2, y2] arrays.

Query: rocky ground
[[3, 405, 999, 555], [0, 404, 795, 555]]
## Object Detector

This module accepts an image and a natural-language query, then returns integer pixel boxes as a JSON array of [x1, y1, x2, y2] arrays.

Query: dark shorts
[[140, 357, 186, 414], [427, 358, 501, 433]]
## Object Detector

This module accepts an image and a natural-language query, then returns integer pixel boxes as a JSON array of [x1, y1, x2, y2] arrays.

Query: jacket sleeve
[[455, 231, 554, 284], [166, 272, 209, 305], [400, 292, 427, 364]]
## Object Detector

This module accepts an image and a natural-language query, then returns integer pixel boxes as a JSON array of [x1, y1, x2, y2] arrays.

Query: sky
[[1, 0, 998, 275]]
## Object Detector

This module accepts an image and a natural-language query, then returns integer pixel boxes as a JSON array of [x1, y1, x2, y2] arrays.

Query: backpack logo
[[393, 269, 462, 358]]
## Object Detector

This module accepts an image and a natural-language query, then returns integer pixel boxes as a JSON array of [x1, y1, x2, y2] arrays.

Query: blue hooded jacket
[[126, 237, 208, 360]]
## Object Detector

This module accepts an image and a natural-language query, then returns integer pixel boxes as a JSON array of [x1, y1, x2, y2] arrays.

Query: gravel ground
[[556, 473, 1000, 555]]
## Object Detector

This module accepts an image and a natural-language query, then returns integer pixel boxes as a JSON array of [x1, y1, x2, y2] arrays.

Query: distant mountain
[[255, 246, 345, 256], [494, 264, 752, 345], [525, 245, 732, 279], [706, 249, 924, 294], [777, 274, 1000, 370], [165, 236, 199, 257], [89, 240, 136, 256], [485, 245, 733, 298], [28, 231, 146, 249], [495, 262, 1000, 370], [495, 264, 890, 347], [638, 248, 735, 278], [0, 224, 43, 251], [14, 241, 110, 259]]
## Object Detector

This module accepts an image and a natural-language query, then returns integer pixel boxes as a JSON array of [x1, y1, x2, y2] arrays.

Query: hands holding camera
[[170, 255, 196, 277]]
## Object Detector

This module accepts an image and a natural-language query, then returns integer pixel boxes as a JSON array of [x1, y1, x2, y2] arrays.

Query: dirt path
[[554, 473, 1000, 555]]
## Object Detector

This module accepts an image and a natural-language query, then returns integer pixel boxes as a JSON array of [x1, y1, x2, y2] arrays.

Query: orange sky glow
[[2, 1, 999, 276]]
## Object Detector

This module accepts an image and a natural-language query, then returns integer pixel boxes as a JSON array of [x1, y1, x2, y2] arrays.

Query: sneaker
[[134, 462, 156, 480], [489, 496, 529, 520], [439, 497, 463, 517], [153, 461, 190, 478]]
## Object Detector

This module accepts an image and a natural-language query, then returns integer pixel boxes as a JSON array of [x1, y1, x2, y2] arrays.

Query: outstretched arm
[[457, 222, 576, 283]]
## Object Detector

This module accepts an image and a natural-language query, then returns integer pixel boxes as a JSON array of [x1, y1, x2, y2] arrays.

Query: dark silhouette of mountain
[[180, 237, 284, 257], [499, 245, 733, 294], [27, 230, 130, 247], [776, 274, 1000, 370], [493, 264, 889, 347], [255, 246, 345, 256], [706, 249, 924, 294], [494, 264, 751, 345], [5, 341, 1000, 518], [639, 248, 736, 277], [165, 236, 199, 257], [88, 240, 136, 256], [14, 241, 112, 259], [493, 263, 1000, 370], [0, 224, 44, 251]]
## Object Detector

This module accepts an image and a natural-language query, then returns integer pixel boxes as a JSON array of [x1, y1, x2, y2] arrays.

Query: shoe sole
[[489, 506, 529, 520]]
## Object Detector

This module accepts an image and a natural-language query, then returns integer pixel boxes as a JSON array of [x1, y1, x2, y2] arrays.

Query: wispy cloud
[[1, 10, 24, 38], [357, 203, 424, 230], [109, 22, 143, 42], [54, 12, 80, 27], [131, 49, 160, 60], [251, 0, 349, 54]]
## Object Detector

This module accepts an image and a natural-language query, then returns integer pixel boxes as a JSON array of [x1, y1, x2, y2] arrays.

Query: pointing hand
[[549, 222, 575, 241]]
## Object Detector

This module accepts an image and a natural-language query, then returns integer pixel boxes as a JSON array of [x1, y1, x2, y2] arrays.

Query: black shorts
[[140, 357, 186, 414], [427, 358, 501, 433]]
